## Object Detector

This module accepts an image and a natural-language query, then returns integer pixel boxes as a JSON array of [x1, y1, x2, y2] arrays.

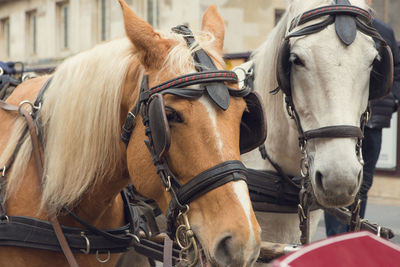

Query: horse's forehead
[[292, 28, 376, 64]]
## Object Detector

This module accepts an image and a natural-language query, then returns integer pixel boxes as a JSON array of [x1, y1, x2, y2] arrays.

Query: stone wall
[[0, 0, 286, 65], [0, 0, 398, 66]]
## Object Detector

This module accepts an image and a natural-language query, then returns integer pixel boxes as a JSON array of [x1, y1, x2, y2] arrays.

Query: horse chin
[[312, 190, 356, 208]]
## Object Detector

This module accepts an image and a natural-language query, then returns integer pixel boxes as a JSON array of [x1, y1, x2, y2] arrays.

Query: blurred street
[[313, 201, 400, 245]]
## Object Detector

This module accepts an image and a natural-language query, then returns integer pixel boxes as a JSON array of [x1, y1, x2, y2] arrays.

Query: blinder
[[240, 91, 267, 154], [147, 94, 171, 160], [276, 4, 394, 100], [146, 90, 266, 156]]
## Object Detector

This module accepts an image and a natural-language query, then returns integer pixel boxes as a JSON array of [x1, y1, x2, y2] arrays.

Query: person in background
[[324, 0, 400, 236]]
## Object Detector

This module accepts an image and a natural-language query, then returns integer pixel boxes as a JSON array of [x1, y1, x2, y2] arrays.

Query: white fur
[[241, 0, 375, 244], [233, 180, 260, 264], [199, 96, 224, 155]]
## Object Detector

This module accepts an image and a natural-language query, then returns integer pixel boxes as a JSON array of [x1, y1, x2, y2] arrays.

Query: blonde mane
[[1, 31, 221, 212]]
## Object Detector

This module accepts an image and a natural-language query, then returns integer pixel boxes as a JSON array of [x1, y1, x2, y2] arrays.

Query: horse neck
[[265, 93, 302, 176], [61, 168, 130, 228], [242, 11, 302, 176]]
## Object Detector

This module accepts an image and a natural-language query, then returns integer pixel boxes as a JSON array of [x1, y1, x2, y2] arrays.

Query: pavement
[[313, 202, 400, 245]]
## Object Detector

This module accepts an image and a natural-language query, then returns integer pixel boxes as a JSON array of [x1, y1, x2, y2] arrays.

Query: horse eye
[[165, 107, 184, 123], [290, 53, 305, 67]]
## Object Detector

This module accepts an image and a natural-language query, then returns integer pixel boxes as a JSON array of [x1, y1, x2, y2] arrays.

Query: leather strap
[[19, 107, 80, 267], [303, 125, 363, 140], [175, 160, 247, 206], [163, 236, 173, 267], [0, 100, 18, 112]]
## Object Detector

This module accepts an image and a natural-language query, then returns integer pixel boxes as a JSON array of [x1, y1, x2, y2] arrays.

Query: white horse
[[241, 0, 392, 244]]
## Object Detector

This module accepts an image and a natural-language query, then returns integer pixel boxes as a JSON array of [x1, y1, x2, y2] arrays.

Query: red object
[[272, 231, 400, 267]]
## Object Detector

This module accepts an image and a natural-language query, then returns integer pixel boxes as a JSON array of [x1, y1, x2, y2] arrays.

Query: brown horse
[[0, 1, 261, 266]]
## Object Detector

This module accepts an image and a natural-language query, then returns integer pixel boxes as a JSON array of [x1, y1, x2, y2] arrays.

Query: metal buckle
[[126, 231, 140, 244], [80, 232, 90, 254]]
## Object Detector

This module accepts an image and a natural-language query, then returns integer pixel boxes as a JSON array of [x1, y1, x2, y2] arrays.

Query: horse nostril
[[315, 170, 324, 192], [214, 235, 235, 266]]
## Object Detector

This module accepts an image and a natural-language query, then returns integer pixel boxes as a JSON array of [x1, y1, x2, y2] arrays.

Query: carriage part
[[276, 4, 393, 100]]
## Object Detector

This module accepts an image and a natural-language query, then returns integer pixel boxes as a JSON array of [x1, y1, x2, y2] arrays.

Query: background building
[[0, 0, 286, 67]]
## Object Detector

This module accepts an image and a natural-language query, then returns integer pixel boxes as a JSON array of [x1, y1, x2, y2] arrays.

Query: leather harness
[[0, 24, 256, 267]]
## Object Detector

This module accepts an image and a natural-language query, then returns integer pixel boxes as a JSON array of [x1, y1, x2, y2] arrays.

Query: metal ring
[[80, 232, 90, 254], [96, 250, 111, 263], [165, 175, 172, 192], [298, 204, 307, 220], [126, 232, 140, 243], [18, 100, 35, 115], [2, 166, 6, 177], [232, 66, 247, 83], [0, 215, 9, 224], [176, 225, 193, 250], [300, 158, 309, 178], [377, 225, 381, 237], [0, 67, 3, 76]]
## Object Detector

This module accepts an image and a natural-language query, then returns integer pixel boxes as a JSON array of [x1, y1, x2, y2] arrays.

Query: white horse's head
[[251, 0, 393, 208]]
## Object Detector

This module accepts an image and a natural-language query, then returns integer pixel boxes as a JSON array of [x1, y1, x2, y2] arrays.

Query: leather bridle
[[120, 24, 254, 265], [261, 1, 390, 244]]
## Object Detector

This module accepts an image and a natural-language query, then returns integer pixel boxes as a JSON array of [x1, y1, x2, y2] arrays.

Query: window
[[274, 9, 285, 25], [147, 0, 159, 27], [97, 0, 110, 41], [57, 1, 70, 50], [26, 10, 38, 55], [0, 18, 10, 58]]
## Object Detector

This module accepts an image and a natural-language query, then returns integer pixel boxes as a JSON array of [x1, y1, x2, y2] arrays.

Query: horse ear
[[118, 0, 170, 68], [201, 5, 225, 55]]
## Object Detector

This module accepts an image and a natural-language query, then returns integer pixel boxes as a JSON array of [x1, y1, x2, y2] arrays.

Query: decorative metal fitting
[[96, 250, 111, 263], [176, 205, 199, 267]]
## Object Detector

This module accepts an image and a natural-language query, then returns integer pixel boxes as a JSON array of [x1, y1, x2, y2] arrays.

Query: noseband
[[121, 25, 253, 265]]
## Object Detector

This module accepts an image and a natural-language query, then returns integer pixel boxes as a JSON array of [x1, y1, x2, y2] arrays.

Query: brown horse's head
[[118, 1, 261, 266]]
